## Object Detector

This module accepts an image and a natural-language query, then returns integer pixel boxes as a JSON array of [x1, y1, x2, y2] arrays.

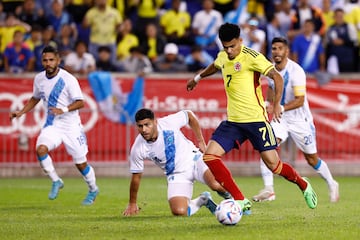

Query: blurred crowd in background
[[0, 0, 359, 76]]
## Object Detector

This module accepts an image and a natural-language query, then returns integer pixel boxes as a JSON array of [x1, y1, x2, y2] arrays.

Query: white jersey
[[269, 59, 313, 123], [129, 111, 201, 175], [33, 68, 84, 129]]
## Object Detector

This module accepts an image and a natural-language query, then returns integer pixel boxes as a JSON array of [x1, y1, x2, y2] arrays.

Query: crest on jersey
[[234, 62, 241, 71]]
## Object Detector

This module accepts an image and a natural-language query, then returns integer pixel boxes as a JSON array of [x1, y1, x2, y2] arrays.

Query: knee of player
[[36, 145, 48, 157], [170, 206, 188, 216]]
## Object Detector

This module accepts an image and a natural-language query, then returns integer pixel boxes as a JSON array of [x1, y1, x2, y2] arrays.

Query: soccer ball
[[215, 199, 243, 225]]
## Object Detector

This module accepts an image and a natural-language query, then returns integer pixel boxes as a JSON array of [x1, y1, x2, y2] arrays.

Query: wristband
[[264, 100, 270, 108], [194, 74, 201, 83], [280, 105, 284, 113], [61, 107, 69, 113]]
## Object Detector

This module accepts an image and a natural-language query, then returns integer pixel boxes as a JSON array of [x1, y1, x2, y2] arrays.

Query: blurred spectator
[[247, 0, 266, 22], [121, 46, 153, 75], [344, 0, 360, 71], [185, 45, 213, 72], [2, 0, 24, 14], [223, 0, 250, 26], [265, 13, 283, 59], [326, 8, 358, 73], [291, 19, 325, 73], [66, 0, 92, 45], [83, 0, 122, 63], [0, 13, 31, 53], [3, 30, 35, 73], [24, 24, 42, 51], [96, 45, 122, 72], [107, 0, 137, 21], [116, 18, 139, 61], [15, 0, 47, 28], [47, 0, 77, 39], [0, 2, 7, 23], [139, 23, 166, 63], [322, 0, 334, 32], [55, 24, 77, 59], [275, 0, 295, 37], [159, 0, 193, 45], [153, 42, 187, 72], [241, 17, 266, 55], [132, 0, 164, 39], [213, 0, 233, 16], [192, 0, 223, 48], [64, 40, 96, 75], [288, 0, 326, 40], [33, 26, 58, 71]]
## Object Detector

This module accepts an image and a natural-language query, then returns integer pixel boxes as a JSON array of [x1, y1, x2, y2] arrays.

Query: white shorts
[[36, 124, 88, 162], [271, 119, 317, 154], [166, 154, 209, 200]]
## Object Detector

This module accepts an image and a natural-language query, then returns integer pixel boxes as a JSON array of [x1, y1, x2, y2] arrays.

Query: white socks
[[187, 195, 205, 216], [80, 164, 98, 192], [314, 159, 335, 186], [38, 154, 60, 182], [260, 159, 274, 191]]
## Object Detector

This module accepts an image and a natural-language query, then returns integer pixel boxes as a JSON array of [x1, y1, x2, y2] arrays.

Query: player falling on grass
[[9, 45, 99, 205], [123, 108, 232, 217], [186, 23, 318, 213], [252, 37, 339, 203]]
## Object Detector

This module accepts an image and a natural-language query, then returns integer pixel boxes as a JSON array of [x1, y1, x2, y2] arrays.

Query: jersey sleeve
[[292, 64, 307, 97], [129, 137, 145, 173], [160, 110, 188, 129], [66, 73, 84, 101], [251, 53, 274, 75]]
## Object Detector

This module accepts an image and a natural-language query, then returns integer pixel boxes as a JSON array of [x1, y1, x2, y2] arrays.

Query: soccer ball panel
[[215, 199, 242, 225]]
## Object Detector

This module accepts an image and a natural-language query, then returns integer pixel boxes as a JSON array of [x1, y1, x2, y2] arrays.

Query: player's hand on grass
[[123, 203, 140, 216]]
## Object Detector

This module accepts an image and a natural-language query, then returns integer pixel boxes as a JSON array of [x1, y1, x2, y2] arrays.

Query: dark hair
[[98, 45, 111, 53], [42, 45, 59, 55], [218, 23, 240, 42], [271, 37, 288, 46], [135, 108, 155, 122]]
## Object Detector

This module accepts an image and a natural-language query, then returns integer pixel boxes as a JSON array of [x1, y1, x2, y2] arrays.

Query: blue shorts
[[211, 120, 278, 153]]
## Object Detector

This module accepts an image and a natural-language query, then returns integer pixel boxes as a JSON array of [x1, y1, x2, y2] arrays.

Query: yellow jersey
[[214, 45, 274, 123]]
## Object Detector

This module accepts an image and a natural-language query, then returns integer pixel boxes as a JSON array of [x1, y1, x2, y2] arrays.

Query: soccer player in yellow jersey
[[187, 23, 318, 213]]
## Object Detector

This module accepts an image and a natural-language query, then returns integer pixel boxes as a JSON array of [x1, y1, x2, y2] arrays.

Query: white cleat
[[252, 188, 276, 202]]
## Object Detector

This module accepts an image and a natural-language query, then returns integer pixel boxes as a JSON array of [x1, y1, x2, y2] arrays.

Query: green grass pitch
[[0, 176, 359, 240]]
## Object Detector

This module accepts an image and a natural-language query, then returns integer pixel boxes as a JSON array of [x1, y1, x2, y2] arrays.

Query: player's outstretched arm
[[123, 173, 142, 216], [187, 63, 218, 91], [186, 110, 206, 152], [9, 97, 40, 120]]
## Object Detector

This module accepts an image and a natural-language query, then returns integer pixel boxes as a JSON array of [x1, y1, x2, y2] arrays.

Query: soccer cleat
[[82, 189, 99, 205], [199, 191, 217, 214], [252, 188, 276, 202], [236, 198, 252, 215], [217, 191, 232, 199], [302, 177, 318, 209], [329, 181, 339, 203], [48, 179, 64, 200]]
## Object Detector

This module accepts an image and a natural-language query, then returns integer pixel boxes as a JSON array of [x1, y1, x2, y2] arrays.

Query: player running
[[187, 23, 318, 212], [9, 45, 99, 205], [252, 37, 339, 203]]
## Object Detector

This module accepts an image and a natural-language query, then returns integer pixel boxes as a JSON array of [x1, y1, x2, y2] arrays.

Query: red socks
[[273, 161, 307, 191], [203, 154, 245, 200]]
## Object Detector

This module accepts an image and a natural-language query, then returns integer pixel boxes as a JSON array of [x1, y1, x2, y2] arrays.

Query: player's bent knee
[[171, 206, 188, 216], [36, 145, 48, 157]]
